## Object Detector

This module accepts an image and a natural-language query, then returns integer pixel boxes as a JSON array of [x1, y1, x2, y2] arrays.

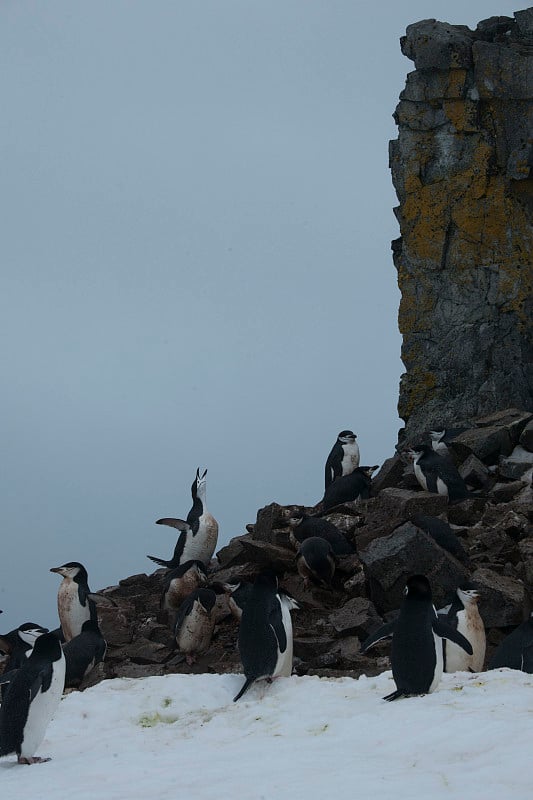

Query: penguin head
[[192, 468, 208, 497], [18, 623, 49, 646], [196, 588, 217, 616], [358, 465, 379, 477], [31, 632, 64, 662], [287, 513, 305, 528], [50, 561, 88, 581], [407, 444, 432, 461], [404, 574, 432, 601], [428, 430, 446, 443], [457, 586, 480, 606], [338, 430, 357, 443], [255, 570, 279, 592]]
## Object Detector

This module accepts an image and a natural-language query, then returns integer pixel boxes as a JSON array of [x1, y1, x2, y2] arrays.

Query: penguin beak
[[50, 566, 67, 576]]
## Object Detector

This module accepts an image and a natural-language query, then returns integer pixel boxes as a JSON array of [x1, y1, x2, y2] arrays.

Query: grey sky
[[1, 1, 518, 633]]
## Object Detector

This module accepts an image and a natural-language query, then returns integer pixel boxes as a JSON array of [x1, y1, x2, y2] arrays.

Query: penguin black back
[[322, 466, 378, 511]]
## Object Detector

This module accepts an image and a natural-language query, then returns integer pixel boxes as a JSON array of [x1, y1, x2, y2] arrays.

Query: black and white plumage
[[50, 562, 97, 642], [0, 623, 49, 700], [63, 620, 107, 688], [296, 537, 336, 589], [0, 632, 65, 764], [325, 430, 360, 489], [160, 560, 208, 627], [439, 587, 485, 672], [410, 514, 470, 565], [234, 572, 298, 702], [488, 613, 533, 672], [322, 465, 378, 511], [148, 468, 218, 569], [361, 574, 473, 701], [428, 427, 468, 456], [174, 588, 217, 666], [287, 513, 355, 555], [408, 444, 469, 503]]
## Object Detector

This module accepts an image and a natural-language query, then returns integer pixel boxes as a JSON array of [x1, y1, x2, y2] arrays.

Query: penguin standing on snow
[[160, 560, 208, 627], [287, 513, 355, 555], [0, 632, 65, 764], [361, 574, 473, 701], [50, 562, 97, 642], [174, 588, 217, 665], [439, 586, 485, 673], [234, 571, 297, 702], [296, 537, 336, 589], [325, 430, 360, 489], [488, 612, 533, 672], [63, 620, 107, 688], [322, 465, 378, 511], [408, 444, 469, 502], [148, 468, 218, 569]]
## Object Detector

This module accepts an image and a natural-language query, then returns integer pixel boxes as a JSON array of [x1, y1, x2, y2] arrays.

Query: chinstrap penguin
[[439, 586, 486, 672], [148, 468, 218, 569], [174, 587, 217, 665], [322, 465, 378, 511], [287, 513, 355, 555], [222, 581, 254, 621], [361, 574, 473, 700], [0, 623, 49, 700], [428, 427, 468, 457], [408, 445, 469, 502], [296, 537, 336, 589], [50, 562, 97, 642], [325, 430, 360, 489], [0, 632, 65, 764], [234, 571, 297, 702], [63, 620, 107, 688]]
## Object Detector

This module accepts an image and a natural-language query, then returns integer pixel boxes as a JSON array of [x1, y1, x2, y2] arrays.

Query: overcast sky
[[0, 0, 518, 633]]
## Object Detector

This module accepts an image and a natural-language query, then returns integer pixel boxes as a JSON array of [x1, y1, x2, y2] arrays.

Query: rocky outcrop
[[54, 407, 533, 690], [391, 10, 533, 441]]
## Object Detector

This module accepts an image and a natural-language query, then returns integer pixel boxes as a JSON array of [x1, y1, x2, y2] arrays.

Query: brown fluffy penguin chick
[[174, 588, 216, 666], [160, 560, 208, 628]]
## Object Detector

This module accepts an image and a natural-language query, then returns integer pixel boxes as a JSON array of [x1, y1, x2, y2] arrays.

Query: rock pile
[[82, 408, 533, 689]]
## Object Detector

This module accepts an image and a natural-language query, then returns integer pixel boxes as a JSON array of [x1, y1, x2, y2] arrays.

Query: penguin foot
[[18, 756, 51, 765], [185, 654, 196, 666], [382, 690, 407, 702]]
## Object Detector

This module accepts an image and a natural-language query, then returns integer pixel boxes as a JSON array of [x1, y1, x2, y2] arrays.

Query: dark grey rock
[[520, 420, 533, 453], [490, 481, 529, 503], [471, 567, 527, 626], [328, 598, 383, 639], [401, 19, 474, 70], [460, 454, 491, 488], [359, 522, 469, 612]]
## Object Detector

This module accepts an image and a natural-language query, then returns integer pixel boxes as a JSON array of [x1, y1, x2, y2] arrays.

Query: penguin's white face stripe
[[19, 628, 47, 646]]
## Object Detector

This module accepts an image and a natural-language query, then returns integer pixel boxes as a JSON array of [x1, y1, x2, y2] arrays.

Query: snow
[[1, 669, 531, 798]]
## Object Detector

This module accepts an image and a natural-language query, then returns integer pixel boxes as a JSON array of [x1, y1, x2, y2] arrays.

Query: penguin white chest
[[413, 462, 428, 491], [58, 581, 90, 641], [445, 607, 486, 672], [184, 514, 219, 564], [20, 654, 65, 759], [176, 603, 214, 656], [428, 630, 444, 693], [273, 597, 294, 679], [341, 442, 360, 475]]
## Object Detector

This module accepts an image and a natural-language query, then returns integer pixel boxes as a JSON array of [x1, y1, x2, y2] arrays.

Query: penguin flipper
[[0, 668, 18, 685], [147, 554, 172, 568], [156, 518, 191, 532], [360, 621, 396, 653], [233, 675, 256, 702], [29, 663, 54, 701], [432, 619, 473, 654]]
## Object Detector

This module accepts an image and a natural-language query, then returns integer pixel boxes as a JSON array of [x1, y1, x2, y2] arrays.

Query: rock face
[[391, 10, 533, 441]]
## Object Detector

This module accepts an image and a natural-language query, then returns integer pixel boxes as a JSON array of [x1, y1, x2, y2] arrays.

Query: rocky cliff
[[391, 9, 533, 442]]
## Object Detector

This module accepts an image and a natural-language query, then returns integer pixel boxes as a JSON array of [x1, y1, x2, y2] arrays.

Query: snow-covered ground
[[1, 669, 531, 799]]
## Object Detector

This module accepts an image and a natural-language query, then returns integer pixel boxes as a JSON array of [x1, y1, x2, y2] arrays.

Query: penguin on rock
[[174, 588, 217, 666], [160, 560, 208, 627], [408, 444, 469, 502], [361, 574, 473, 700], [488, 612, 533, 672], [234, 571, 298, 702], [287, 513, 356, 555], [322, 465, 378, 511], [0, 632, 65, 765], [296, 537, 336, 589], [50, 562, 97, 642], [148, 469, 218, 569], [324, 430, 360, 489]]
